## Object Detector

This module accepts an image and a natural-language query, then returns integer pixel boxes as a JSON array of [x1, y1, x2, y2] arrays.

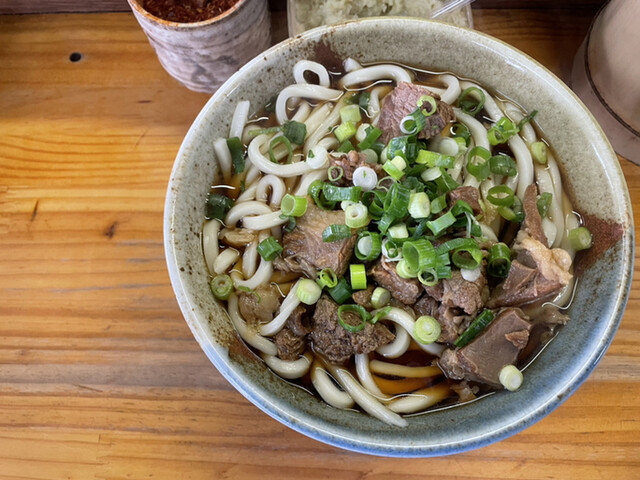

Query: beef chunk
[[447, 186, 483, 216], [451, 381, 479, 403], [310, 295, 394, 364], [276, 202, 357, 278], [437, 304, 471, 344], [275, 327, 306, 360], [378, 82, 455, 143], [286, 304, 310, 336], [439, 308, 532, 388], [489, 234, 572, 308], [424, 270, 487, 315], [238, 285, 281, 326], [369, 258, 421, 305], [415, 295, 439, 317], [352, 285, 375, 310], [329, 150, 385, 186], [522, 184, 548, 246]]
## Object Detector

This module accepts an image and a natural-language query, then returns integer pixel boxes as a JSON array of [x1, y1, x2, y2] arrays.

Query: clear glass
[[287, 0, 474, 37]]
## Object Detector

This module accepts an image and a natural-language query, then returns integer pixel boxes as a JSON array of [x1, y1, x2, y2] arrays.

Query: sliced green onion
[[257, 236, 283, 261], [328, 165, 344, 182], [377, 213, 395, 235], [451, 199, 474, 217], [359, 91, 371, 112], [396, 258, 419, 279], [457, 86, 486, 116], [210, 274, 233, 300], [437, 137, 461, 157], [382, 238, 403, 261], [371, 287, 390, 309], [414, 315, 441, 344], [308, 180, 335, 210], [531, 141, 548, 165], [435, 168, 460, 193], [426, 211, 457, 236], [337, 304, 370, 333], [408, 192, 431, 219], [430, 194, 448, 214], [417, 94, 437, 116], [568, 226, 593, 251], [498, 196, 524, 223], [357, 126, 382, 151], [400, 109, 427, 135], [334, 121, 357, 143], [383, 156, 406, 181], [345, 203, 370, 229], [344, 93, 359, 105], [340, 104, 362, 124], [269, 135, 293, 164], [418, 268, 439, 286], [296, 278, 322, 305], [451, 245, 483, 270], [322, 224, 352, 242], [205, 192, 233, 220], [355, 231, 382, 261], [421, 166, 442, 182], [466, 146, 491, 181], [537, 192, 553, 218], [435, 237, 478, 255], [360, 149, 378, 165], [516, 110, 537, 130], [451, 122, 471, 146], [489, 154, 517, 176], [226, 137, 245, 174], [328, 277, 352, 304], [499, 365, 523, 391], [416, 149, 455, 168], [317, 268, 338, 289], [280, 194, 308, 217], [388, 222, 409, 239], [322, 184, 362, 202], [352, 166, 378, 191], [247, 125, 281, 137], [350, 264, 367, 290], [281, 120, 307, 145], [487, 185, 515, 207], [455, 309, 495, 347], [383, 182, 411, 218], [487, 242, 511, 278], [280, 214, 296, 233], [370, 306, 392, 325], [337, 140, 355, 153], [306, 146, 328, 169], [488, 117, 518, 146], [402, 238, 436, 271]]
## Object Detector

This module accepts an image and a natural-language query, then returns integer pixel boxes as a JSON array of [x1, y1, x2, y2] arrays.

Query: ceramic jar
[[127, 0, 271, 93]]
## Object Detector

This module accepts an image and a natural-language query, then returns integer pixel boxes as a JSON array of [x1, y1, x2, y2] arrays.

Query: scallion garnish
[[316, 268, 338, 289], [383, 182, 411, 218], [417, 94, 437, 116], [328, 165, 344, 182], [455, 309, 495, 347], [451, 122, 471, 146], [205, 192, 233, 220], [328, 277, 352, 304], [487, 185, 516, 207], [531, 141, 548, 164], [489, 154, 517, 176], [340, 104, 362, 124], [349, 264, 367, 290], [568, 226, 593, 251], [337, 304, 370, 333], [296, 278, 322, 305], [396, 258, 419, 279], [322, 183, 362, 203], [426, 210, 457, 236], [226, 137, 245, 173], [537, 192, 553, 217], [269, 135, 293, 164], [371, 287, 390, 309], [451, 245, 483, 270], [499, 364, 524, 391], [345, 203, 369, 229], [487, 242, 511, 278], [457, 86, 486, 116], [413, 315, 441, 344], [281, 120, 307, 145], [488, 117, 519, 145], [357, 125, 382, 151], [416, 150, 455, 168], [355, 231, 382, 261], [210, 274, 233, 300], [408, 192, 431, 219], [334, 121, 357, 142], [280, 194, 308, 217], [322, 224, 352, 242], [257, 236, 283, 261], [466, 146, 491, 181]]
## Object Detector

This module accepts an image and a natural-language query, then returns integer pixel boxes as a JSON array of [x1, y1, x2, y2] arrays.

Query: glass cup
[[571, 0, 640, 164]]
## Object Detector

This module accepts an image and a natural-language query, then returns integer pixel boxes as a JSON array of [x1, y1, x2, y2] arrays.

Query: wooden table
[[1, 4, 638, 479]]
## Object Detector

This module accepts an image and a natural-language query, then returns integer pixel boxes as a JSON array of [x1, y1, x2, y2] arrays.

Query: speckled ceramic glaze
[[127, 0, 271, 93], [164, 19, 634, 456]]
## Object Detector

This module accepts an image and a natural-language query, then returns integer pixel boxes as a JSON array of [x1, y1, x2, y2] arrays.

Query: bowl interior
[[164, 18, 633, 456]]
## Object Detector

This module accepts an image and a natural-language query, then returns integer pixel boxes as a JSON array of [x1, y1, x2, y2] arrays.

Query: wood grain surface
[[0, 6, 638, 479]]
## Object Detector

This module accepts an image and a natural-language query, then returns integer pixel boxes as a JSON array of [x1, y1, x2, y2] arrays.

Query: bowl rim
[[164, 17, 634, 457]]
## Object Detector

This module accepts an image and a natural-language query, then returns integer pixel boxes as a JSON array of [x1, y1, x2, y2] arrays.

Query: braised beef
[[447, 186, 483, 216], [378, 82, 455, 143], [424, 270, 487, 316], [369, 258, 422, 305], [329, 150, 385, 186], [522, 184, 548, 246], [237, 285, 281, 326], [489, 234, 572, 308], [276, 202, 357, 277], [352, 285, 375, 310], [451, 381, 479, 403], [439, 308, 532, 388], [286, 304, 311, 336], [415, 295, 439, 317], [309, 295, 394, 364], [437, 304, 471, 344], [275, 327, 306, 360]]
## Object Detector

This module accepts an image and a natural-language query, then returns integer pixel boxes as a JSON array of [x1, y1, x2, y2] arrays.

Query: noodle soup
[[201, 59, 592, 426]]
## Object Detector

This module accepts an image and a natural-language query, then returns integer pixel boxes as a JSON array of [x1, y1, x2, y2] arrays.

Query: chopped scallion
[[322, 223, 352, 242], [499, 364, 523, 391], [334, 121, 357, 143], [371, 287, 390, 309], [349, 264, 367, 290], [531, 141, 548, 165], [296, 278, 322, 305], [256, 236, 283, 261], [345, 203, 370, 229], [414, 315, 441, 344], [455, 310, 495, 347], [210, 274, 233, 300], [568, 226, 592, 251], [337, 304, 370, 333], [226, 137, 245, 173], [280, 194, 308, 217]]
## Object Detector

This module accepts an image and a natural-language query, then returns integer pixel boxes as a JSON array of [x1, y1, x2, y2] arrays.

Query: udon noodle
[[201, 59, 591, 426]]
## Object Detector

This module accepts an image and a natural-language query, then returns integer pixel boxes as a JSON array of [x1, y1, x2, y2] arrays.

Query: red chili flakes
[[141, 0, 240, 23]]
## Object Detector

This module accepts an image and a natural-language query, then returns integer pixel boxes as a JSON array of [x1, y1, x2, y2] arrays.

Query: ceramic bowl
[[164, 18, 634, 456]]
